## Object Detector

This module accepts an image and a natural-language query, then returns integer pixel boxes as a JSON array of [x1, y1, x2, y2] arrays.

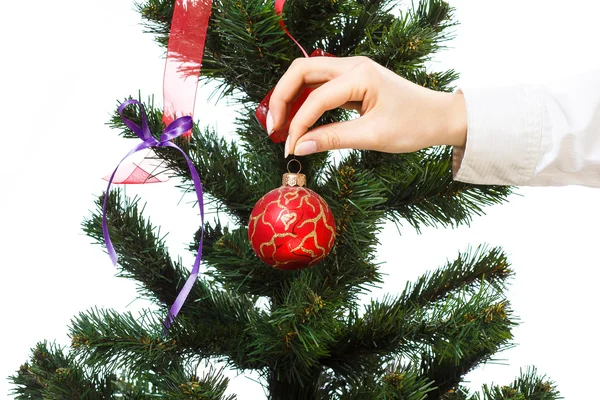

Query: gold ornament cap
[[282, 159, 306, 187]]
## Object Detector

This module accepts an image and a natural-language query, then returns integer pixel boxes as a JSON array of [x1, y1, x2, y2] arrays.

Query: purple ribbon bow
[[102, 99, 204, 331]]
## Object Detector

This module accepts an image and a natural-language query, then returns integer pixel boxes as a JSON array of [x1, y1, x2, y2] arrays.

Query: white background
[[1, 0, 599, 398]]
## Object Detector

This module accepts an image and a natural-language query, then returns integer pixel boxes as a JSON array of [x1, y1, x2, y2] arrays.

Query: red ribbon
[[162, 0, 213, 135]]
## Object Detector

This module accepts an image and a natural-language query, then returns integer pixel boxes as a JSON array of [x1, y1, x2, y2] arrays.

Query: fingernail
[[266, 110, 274, 135], [294, 140, 317, 156], [284, 136, 291, 158]]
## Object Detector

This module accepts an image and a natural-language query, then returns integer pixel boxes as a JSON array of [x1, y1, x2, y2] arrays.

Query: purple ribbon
[[102, 99, 204, 331]]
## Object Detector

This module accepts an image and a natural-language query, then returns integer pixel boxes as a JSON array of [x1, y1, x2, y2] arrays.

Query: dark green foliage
[[10, 341, 235, 399], [11, 0, 561, 399], [472, 367, 560, 400], [358, 147, 514, 232]]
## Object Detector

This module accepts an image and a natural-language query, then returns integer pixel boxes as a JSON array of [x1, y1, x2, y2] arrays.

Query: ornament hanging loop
[[287, 158, 302, 174], [282, 159, 306, 187]]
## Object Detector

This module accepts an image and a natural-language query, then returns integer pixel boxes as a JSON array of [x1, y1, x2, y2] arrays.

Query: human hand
[[266, 56, 467, 157]]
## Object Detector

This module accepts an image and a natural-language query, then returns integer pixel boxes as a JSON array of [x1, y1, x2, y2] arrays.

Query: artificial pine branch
[[84, 191, 259, 342], [84, 190, 186, 307], [370, 147, 513, 231], [415, 0, 456, 34], [137, 0, 175, 48], [69, 306, 261, 377], [10, 341, 238, 399], [442, 387, 471, 400], [320, 155, 388, 252], [86, 190, 236, 319], [364, 0, 456, 71], [404, 68, 460, 92], [329, 0, 397, 56], [157, 365, 237, 400], [325, 251, 516, 385], [380, 366, 437, 399], [298, 158, 388, 299], [400, 245, 513, 307], [201, 222, 298, 296], [247, 275, 347, 383], [9, 341, 152, 399], [283, 0, 361, 55], [204, 0, 294, 102], [69, 308, 183, 374], [169, 126, 255, 222], [322, 364, 437, 399], [471, 367, 561, 400], [438, 369, 562, 399], [421, 295, 516, 397]]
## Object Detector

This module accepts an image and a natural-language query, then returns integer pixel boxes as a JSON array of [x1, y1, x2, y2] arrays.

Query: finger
[[286, 66, 369, 155], [291, 115, 377, 156], [269, 57, 366, 131]]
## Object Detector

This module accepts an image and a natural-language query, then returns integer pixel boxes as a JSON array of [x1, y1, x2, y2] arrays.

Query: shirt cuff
[[452, 85, 543, 186]]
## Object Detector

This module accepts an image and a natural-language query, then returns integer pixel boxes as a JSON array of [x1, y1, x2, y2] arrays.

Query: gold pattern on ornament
[[249, 197, 293, 255], [291, 196, 336, 265], [249, 198, 280, 244], [259, 232, 295, 258], [283, 188, 336, 267], [281, 188, 300, 206], [278, 210, 298, 230], [297, 188, 317, 213]]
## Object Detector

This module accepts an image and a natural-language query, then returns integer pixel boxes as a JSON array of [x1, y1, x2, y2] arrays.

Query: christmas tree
[[10, 0, 562, 398]]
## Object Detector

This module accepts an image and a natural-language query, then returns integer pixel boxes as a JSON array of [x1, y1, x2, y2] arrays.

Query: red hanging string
[[274, 0, 309, 58]]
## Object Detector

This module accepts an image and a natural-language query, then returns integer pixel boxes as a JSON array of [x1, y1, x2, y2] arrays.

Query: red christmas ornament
[[248, 160, 336, 270], [256, 49, 336, 143]]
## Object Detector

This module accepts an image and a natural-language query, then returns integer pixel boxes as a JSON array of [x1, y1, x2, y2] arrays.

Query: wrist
[[445, 91, 467, 148]]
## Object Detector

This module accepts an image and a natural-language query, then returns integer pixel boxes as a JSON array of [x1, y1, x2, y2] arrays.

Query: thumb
[[291, 116, 376, 156]]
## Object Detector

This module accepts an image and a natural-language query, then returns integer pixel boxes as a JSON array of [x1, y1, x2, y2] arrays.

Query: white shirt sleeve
[[453, 69, 600, 187]]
